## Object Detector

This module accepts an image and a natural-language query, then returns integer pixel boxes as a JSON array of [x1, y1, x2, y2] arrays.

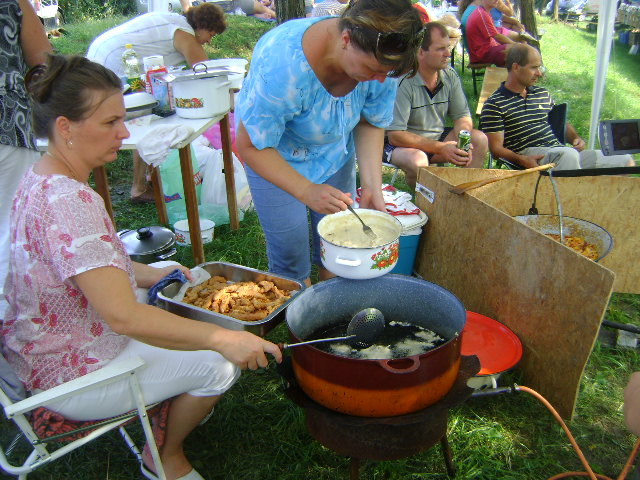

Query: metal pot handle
[[156, 248, 177, 260], [334, 257, 361, 267], [377, 356, 421, 374]]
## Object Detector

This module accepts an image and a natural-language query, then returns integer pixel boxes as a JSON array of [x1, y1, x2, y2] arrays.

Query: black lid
[[118, 226, 175, 255]]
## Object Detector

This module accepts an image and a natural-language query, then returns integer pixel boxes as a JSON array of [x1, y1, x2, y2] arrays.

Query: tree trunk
[[276, 0, 305, 24], [520, 0, 538, 37], [553, 0, 559, 21]]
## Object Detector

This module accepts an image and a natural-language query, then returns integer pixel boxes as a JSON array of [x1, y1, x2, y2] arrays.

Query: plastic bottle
[[122, 44, 144, 92]]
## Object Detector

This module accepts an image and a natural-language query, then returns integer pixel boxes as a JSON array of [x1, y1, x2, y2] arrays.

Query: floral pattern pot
[[318, 209, 402, 279]]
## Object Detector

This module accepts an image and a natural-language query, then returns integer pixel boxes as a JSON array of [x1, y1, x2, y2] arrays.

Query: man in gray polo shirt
[[385, 21, 487, 189]]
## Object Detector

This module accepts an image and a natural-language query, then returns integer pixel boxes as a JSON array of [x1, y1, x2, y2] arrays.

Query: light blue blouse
[[235, 17, 398, 184]]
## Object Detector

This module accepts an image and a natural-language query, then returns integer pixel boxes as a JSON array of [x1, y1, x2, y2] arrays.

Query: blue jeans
[[245, 157, 356, 282]]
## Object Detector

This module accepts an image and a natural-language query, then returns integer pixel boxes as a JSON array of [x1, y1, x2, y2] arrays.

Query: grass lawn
[[3, 13, 640, 480]]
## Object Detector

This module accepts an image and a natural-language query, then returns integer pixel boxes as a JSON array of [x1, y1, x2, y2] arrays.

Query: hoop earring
[[66, 138, 73, 149]]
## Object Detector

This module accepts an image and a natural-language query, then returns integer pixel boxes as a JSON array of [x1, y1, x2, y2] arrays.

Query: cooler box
[[390, 210, 428, 275]]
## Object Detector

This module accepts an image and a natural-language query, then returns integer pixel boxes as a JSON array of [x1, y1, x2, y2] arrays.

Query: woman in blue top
[[235, 0, 423, 285]]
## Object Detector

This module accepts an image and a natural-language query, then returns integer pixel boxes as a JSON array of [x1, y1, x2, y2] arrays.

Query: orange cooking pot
[[284, 275, 466, 417]]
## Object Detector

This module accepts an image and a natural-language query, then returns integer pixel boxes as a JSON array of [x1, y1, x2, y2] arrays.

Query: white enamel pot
[[171, 63, 231, 119], [317, 209, 402, 280]]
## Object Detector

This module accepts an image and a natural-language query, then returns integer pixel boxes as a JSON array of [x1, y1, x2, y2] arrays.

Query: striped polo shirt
[[480, 83, 561, 153]]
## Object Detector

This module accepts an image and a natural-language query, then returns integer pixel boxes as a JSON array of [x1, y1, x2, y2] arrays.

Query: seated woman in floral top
[[1, 54, 282, 480]]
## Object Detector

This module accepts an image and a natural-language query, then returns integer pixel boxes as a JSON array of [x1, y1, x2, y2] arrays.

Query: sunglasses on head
[[369, 26, 426, 57]]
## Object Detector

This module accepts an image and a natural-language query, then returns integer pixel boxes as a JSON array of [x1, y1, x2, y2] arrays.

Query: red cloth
[[466, 6, 500, 64], [31, 399, 171, 448]]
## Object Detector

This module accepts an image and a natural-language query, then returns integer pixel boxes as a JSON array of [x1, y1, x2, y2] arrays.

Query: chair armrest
[[5, 356, 146, 418]]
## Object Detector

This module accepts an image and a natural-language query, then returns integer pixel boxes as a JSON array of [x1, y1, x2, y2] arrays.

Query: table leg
[[150, 167, 168, 225], [220, 113, 240, 231], [178, 146, 204, 266], [92, 166, 115, 227]]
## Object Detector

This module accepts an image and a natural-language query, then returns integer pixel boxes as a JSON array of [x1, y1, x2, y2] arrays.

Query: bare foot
[[142, 444, 193, 480]]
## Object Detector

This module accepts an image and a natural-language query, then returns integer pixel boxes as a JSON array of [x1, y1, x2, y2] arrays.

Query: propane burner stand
[[279, 355, 479, 479]]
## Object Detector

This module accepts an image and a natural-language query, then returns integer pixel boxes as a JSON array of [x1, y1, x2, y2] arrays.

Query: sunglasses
[[369, 27, 426, 57]]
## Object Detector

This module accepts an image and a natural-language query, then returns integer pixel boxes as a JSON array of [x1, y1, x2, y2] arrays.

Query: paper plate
[[461, 311, 522, 376]]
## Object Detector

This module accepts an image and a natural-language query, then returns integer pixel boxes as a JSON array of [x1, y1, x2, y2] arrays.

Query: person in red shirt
[[465, 0, 515, 66]]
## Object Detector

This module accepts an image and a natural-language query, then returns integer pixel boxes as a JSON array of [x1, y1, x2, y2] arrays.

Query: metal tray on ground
[[156, 261, 305, 337]]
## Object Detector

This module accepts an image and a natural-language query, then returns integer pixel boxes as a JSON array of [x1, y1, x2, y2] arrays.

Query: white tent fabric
[[587, 1, 618, 149]]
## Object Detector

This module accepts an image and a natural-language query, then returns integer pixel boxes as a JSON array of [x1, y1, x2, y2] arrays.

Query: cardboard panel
[[417, 167, 640, 293], [414, 167, 617, 419]]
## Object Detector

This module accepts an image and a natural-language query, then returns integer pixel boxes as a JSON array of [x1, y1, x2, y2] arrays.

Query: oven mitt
[[137, 124, 195, 167], [147, 269, 190, 306]]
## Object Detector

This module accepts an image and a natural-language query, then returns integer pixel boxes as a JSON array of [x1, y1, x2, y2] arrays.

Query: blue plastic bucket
[[390, 229, 422, 275]]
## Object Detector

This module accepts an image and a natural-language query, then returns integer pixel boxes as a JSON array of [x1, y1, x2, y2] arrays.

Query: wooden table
[[475, 66, 508, 116], [39, 112, 239, 266]]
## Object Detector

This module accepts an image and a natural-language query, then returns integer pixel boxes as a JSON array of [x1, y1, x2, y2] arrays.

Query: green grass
[[3, 13, 640, 480]]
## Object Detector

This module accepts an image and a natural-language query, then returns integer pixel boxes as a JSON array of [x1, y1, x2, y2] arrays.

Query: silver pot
[[117, 226, 177, 264]]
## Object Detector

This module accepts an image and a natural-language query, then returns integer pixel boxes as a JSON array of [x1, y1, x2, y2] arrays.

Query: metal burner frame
[[279, 355, 480, 479]]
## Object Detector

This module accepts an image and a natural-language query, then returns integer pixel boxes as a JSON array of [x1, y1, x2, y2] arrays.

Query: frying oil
[[307, 318, 445, 360]]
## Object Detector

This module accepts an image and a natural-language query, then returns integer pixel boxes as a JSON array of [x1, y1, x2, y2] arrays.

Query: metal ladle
[[347, 205, 377, 240], [281, 308, 385, 350]]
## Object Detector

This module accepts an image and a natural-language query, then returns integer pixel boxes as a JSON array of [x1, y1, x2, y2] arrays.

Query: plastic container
[[173, 218, 215, 246], [390, 210, 428, 275], [122, 44, 143, 92], [390, 227, 422, 275], [158, 145, 203, 225]]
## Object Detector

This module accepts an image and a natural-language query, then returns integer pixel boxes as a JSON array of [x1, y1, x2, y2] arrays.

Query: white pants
[[45, 261, 240, 421], [520, 146, 633, 170], [46, 338, 240, 421], [0, 145, 40, 319]]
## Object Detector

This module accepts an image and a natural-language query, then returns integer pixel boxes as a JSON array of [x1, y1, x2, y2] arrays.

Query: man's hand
[[572, 137, 586, 152], [437, 141, 470, 166], [516, 154, 545, 168]]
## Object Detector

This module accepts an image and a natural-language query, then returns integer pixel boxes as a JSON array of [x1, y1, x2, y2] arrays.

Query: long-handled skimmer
[[281, 308, 385, 350]]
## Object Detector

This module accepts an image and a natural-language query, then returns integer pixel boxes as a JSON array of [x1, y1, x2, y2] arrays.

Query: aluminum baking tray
[[156, 261, 305, 336]]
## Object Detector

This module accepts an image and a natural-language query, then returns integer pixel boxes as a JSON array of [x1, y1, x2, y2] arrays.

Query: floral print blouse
[[1, 168, 134, 391]]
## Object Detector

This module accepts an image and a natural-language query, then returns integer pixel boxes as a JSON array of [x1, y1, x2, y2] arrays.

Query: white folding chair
[[0, 354, 166, 480]]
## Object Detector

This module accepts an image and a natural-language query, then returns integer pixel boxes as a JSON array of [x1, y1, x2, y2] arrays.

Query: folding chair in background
[[490, 102, 568, 170]]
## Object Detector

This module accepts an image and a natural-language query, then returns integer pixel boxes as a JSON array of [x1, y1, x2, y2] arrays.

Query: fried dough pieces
[[182, 276, 292, 321]]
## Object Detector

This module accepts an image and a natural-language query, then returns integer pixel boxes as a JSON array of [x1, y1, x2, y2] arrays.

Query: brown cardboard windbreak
[[413, 167, 639, 419]]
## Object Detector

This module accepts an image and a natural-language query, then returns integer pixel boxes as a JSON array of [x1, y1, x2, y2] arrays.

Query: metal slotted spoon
[[347, 205, 377, 240], [281, 308, 385, 349]]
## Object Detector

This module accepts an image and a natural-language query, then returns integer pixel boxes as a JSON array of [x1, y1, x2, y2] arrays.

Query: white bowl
[[173, 218, 215, 246]]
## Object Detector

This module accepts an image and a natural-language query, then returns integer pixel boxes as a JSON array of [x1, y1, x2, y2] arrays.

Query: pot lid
[[118, 226, 175, 255], [163, 63, 232, 83]]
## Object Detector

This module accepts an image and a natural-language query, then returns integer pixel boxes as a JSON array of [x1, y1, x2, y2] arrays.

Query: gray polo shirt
[[387, 66, 470, 140]]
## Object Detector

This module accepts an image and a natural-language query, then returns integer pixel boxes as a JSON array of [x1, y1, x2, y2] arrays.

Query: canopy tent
[[587, 0, 619, 149]]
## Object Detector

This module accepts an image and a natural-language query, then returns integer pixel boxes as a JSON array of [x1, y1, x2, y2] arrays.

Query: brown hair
[[420, 21, 449, 51], [457, 0, 475, 20], [506, 43, 532, 71], [339, 0, 423, 77], [184, 2, 227, 35], [25, 54, 121, 139]]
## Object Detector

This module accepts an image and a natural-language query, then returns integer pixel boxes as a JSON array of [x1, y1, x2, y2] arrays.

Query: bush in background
[[59, 0, 137, 22]]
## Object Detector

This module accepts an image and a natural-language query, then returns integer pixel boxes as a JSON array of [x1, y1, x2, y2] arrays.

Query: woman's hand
[[357, 186, 386, 212], [133, 262, 194, 289], [214, 330, 283, 370], [300, 183, 353, 214]]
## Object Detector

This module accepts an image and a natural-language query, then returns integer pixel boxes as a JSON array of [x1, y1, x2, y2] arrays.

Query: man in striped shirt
[[480, 44, 634, 169]]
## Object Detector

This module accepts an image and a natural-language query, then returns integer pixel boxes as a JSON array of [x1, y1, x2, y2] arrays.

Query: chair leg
[[473, 72, 478, 96], [127, 374, 166, 480]]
